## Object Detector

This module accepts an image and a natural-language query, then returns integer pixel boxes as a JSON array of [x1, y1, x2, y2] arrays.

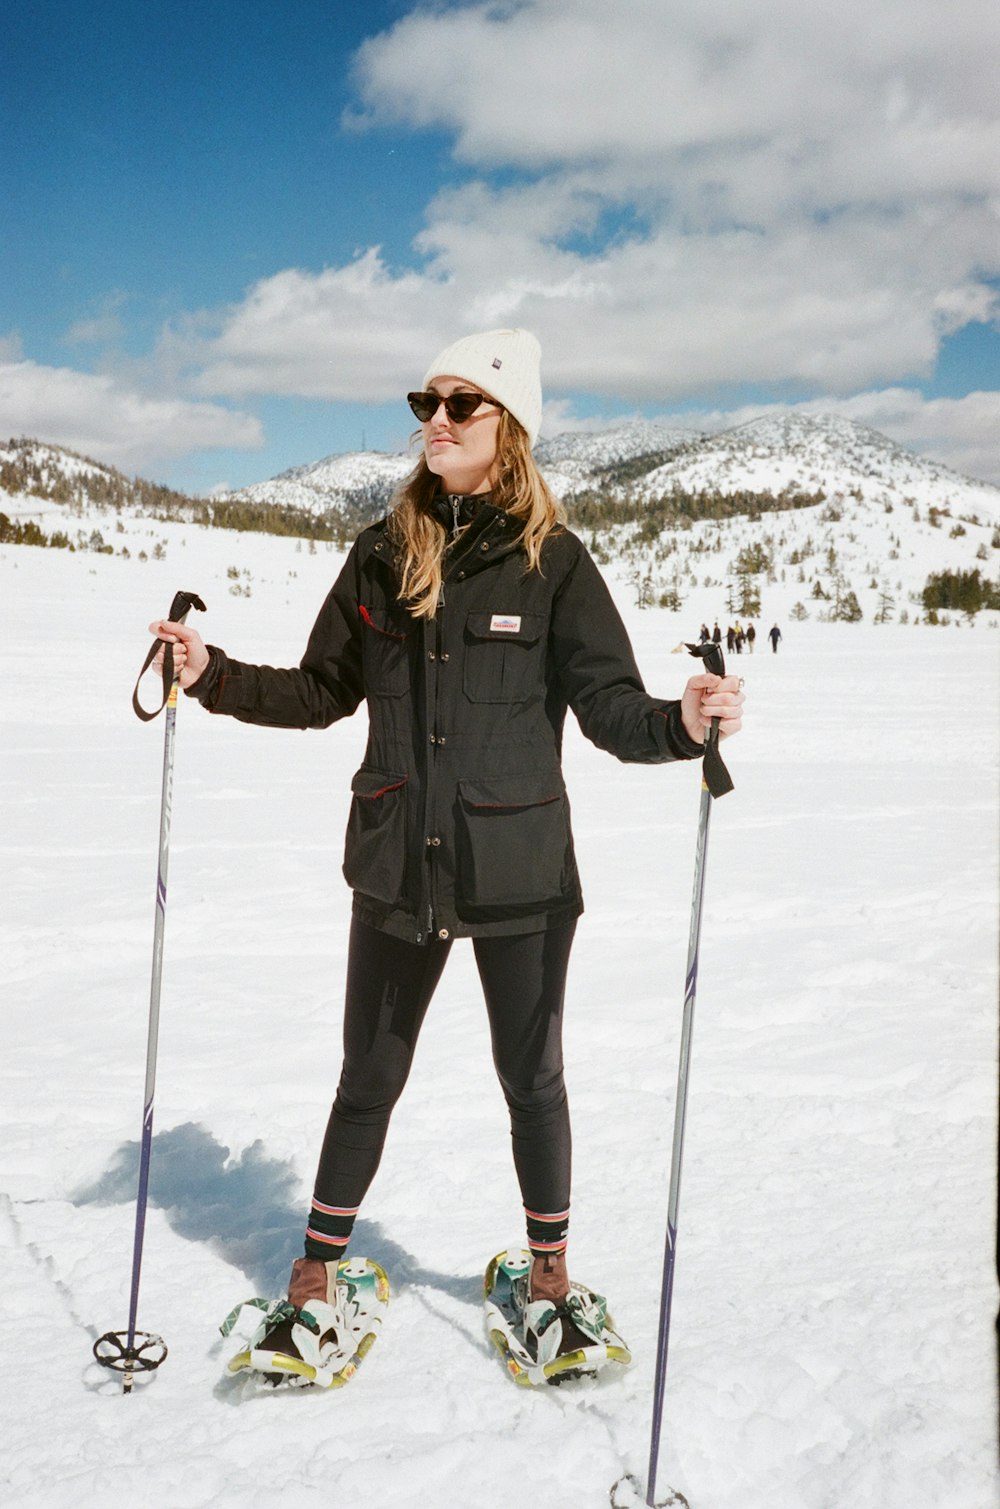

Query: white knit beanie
[[422, 328, 543, 447]]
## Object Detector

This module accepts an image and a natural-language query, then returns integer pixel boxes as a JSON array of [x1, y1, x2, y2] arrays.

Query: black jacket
[[188, 500, 704, 943]]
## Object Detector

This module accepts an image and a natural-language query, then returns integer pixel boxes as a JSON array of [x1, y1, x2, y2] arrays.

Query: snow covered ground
[[1, 515, 997, 1509]]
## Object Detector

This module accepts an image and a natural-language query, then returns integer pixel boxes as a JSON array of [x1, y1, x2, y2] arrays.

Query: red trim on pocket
[[359, 604, 406, 640], [468, 793, 561, 809], [358, 778, 407, 801]]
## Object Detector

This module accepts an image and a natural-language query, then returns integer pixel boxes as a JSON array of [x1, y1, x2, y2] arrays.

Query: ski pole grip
[[132, 591, 207, 722], [685, 642, 734, 798]]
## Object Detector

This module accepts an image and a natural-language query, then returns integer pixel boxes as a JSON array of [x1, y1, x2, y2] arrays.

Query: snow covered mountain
[[214, 414, 1000, 525], [3, 418, 999, 627], [217, 449, 415, 518], [628, 413, 1000, 515], [534, 420, 698, 492]]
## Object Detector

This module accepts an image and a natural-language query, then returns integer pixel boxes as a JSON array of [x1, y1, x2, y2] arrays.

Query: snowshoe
[[221, 1256, 389, 1389], [483, 1248, 631, 1386]]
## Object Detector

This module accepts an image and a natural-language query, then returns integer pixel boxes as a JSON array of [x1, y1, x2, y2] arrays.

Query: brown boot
[[287, 1257, 339, 1308], [258, 1258, 340, 1365], [529, 1250, 570, 1304], [528, 1251, 594, 1358]]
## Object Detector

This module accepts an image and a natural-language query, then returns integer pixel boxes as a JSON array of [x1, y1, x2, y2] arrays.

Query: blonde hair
[[387, 410, 564, 618]]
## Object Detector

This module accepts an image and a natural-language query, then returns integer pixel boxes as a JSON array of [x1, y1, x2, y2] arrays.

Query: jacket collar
[[429, 490, 495, 537]]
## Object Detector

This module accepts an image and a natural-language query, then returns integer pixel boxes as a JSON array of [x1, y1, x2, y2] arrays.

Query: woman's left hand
[[680, 673, 745, 744]]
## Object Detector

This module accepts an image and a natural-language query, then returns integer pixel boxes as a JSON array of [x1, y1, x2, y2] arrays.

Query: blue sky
[[3, 0, 999, 488]]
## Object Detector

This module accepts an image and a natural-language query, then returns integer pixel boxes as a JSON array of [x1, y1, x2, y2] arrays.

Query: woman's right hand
[[148, 619, 211, 688]]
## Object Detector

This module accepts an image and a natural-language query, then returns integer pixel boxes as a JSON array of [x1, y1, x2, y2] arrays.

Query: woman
[[151, 328, 744, 1378]]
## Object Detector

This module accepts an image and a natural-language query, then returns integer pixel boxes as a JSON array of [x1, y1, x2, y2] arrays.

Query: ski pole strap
[[685, 641, 734, 799], [132, 590, 207, 722]]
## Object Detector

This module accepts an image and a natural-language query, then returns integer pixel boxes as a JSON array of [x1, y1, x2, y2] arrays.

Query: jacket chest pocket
[[359, 605, 410, 697], [462, 611, 545, 703]]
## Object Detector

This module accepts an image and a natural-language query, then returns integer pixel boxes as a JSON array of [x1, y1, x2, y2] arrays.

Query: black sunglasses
[[407, 390, 502, 424]]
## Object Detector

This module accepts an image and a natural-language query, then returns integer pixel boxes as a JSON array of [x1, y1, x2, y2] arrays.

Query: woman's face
[[421, 375, 502, 495]]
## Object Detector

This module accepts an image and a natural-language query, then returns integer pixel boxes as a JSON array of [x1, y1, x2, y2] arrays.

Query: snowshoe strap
[[219, 1297, 274, 1338], [132, 590, 206, 722], [219, 1296, 323, 1339]]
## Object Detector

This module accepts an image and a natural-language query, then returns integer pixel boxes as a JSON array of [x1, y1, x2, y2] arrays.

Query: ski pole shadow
[[72, 1121, 482, 1305]]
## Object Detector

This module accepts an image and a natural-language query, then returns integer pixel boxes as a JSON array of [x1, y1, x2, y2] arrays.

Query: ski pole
[[645, 641, 733, 1505], [94, 590, 206, 1393]]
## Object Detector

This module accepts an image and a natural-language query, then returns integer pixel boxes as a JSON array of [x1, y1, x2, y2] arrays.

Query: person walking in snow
[[698, 622, 710, 643], [149, 328, 744, 1381], [746, 623, 756, 653], [769, 622, 782, 652], [726, 624, 736, 653], [712, 621, 722, 644]]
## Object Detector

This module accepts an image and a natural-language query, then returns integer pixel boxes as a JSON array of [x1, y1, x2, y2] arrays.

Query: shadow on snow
[[72, 1120, 482, 1307]]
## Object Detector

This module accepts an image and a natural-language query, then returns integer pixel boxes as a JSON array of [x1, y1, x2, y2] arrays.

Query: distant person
[[147, 327, 745, 1386], [769, 623, 782, 653], [726, 624, 736, 653], [698, 623, 710, 643], [746, 624, 756, 653], [734, 622, 745, 655], [712, 621, 722, 644]]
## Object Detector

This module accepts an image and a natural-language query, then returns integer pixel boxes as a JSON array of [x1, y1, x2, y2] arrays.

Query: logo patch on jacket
[[490, 614, 521, 633]]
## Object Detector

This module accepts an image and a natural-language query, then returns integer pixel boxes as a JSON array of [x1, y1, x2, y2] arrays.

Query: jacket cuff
[[655, 701, 706, 761], [183, 646, 234, 712]]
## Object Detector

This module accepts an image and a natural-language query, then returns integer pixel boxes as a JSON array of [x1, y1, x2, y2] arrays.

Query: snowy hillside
[[535, 421, 698, 494], [632, 414, 1000, 513], [217, 449, 414, 517], [1, 514, 997, 1509], [3, 418, 999, 630]]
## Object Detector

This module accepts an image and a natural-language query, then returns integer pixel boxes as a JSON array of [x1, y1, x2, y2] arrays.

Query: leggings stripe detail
[[525, 1206, 570, 1256], [303, 1199, 359, 1260]]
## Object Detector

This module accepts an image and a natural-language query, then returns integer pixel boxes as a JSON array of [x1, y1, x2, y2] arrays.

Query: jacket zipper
[[423, 581, 447, 941]]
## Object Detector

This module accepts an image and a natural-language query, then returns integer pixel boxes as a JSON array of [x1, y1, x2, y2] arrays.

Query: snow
[[1, 509, 997, 1509], [219, 450, 415, 517]]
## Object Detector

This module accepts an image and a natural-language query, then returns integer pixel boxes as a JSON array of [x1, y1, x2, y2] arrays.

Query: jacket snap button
[[437, 928, 450, 940], [480, 542, 490, 552], [426, 835, 441, 847], [428, 651, 436, 661], [441, 652, 450, 662]]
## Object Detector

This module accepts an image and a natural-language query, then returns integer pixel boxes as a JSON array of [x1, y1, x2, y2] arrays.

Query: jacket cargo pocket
[[463, 611, 545, 704], [359, 605, 410, 697], [455, 771, 573, 919], [343, 768, 408, 904]]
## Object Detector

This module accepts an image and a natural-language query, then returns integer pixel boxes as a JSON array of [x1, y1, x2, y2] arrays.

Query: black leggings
[[305, 916, 576, 1258]]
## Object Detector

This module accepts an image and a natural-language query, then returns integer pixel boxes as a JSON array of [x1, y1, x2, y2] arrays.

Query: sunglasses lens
[[444, 393, 480, 422], [407, 392, 436, 422], [407, 391, 491, 423]]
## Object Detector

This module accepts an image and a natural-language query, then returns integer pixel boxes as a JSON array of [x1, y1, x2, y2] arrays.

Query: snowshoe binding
[[483, 1248, 631, 1386], [221, 1256, 389, 1389]]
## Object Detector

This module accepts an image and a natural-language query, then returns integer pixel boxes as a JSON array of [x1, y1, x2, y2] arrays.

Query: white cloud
[[17, 1, 998, 486], [0, 360, 263, 473], [178, 253, 452, 401], [64, 291, 130, 347], [348, 0, 1000, 207], [177, 0, 999, 413], [181, 200, 992, 405]]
